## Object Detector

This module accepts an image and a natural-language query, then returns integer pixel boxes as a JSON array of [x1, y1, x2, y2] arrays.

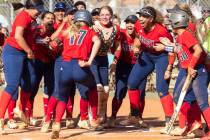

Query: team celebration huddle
[[0, 0, 209, 139]]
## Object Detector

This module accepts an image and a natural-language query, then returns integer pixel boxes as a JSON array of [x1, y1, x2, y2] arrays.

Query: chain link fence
[[0, 0, 210, 29]]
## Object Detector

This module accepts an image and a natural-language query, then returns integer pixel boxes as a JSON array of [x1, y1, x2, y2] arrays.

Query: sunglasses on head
[[202, 10, 210, 14], [139, 9, 154, 18]]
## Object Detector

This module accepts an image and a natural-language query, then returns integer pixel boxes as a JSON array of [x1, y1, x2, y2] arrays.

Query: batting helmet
[[74, 10, 92, 25], [169, 10, 189, 29]]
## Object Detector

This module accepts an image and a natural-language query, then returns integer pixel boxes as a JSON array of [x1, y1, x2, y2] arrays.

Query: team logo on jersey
[[31, 21, 39, 30], [138, 35, 154, 48], [176, 43, 189, 62], [122, 42, 135, 52]]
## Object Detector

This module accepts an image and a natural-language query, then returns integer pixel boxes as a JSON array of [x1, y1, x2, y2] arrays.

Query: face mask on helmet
[[169, 10, 189, 29]]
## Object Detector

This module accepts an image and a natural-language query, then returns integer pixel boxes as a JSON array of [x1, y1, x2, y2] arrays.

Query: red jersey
[[176, 30, 205, 68], [119, 29, 137, 64], [53, 22, 62, 30], [6, 10, 35, 50], [33, 25, 55, 63], [135, 21, 173, 54], [61, 26, 97, 61]]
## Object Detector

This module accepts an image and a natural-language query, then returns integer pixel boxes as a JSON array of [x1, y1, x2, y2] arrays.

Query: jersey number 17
[[69, 30, 87, 46]]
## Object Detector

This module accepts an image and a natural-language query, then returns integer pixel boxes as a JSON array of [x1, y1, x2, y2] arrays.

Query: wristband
[[165, 45, 174, 52], [189, 56, 199, 69], [49, 41, 58, 50], [35, 38, 44, 44]]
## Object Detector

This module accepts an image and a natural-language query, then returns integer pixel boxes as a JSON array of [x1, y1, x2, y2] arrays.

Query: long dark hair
[[41, 11, 55, 20]]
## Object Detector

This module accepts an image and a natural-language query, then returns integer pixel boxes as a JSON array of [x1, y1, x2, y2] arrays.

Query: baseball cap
[[91, 8, 100, 16], [137, 6, 156, 19], [35, 4, 46, 13], [12, 2, 24, 11], [124, 15, 138, 23], [54, 2, 66, 11]]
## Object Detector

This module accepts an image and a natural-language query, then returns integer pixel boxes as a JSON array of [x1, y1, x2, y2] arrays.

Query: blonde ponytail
[[63, 21, 87, 38]]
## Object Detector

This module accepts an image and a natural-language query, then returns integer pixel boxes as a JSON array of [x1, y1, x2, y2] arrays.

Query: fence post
[[10, 4, 14, 25], [49, 0, 54, 12], [140, 0, 144, 8]]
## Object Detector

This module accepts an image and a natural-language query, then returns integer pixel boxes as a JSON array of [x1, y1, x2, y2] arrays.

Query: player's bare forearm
[[88, 35, 101, 64], [133, 37, 141, 49], [192, 44, 202, 58], [188, 44, 202, 77], [16, 37, 31, 52], [113, 40, 121, 63], [51, 22, 65, 40], [15, 26, 31, 53]]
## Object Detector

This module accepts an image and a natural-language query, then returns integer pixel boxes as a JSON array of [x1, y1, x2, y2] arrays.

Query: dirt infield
[[0, 90, 208, 140]]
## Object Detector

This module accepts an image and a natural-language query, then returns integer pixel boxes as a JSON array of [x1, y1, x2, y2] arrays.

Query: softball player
[[0, 26, 18, 129], [106, 15, 147, 128], [156, 10, 210, 139], [41, 5, 77, 133], [167, 5, 203, 136], [49, 10, 101, 139], [19, 11, 55, 128], [0, 0, 44, 134], [127, 6, 174, 132], [91, 6, 121, 123]]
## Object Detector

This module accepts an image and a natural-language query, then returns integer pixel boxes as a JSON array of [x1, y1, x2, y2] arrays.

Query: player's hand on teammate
[[78, 60, 91, 67], [133, 46, 140, 56], [110, 63, 116, 73], [63, 16, 69, 23], [26, 49, 34, 59], [43, 36, 51, 45], [187, 67, 197, 78], [153, 43, 165, 51], [92, 25, 102, 32], [159, 37, 173, 46]]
